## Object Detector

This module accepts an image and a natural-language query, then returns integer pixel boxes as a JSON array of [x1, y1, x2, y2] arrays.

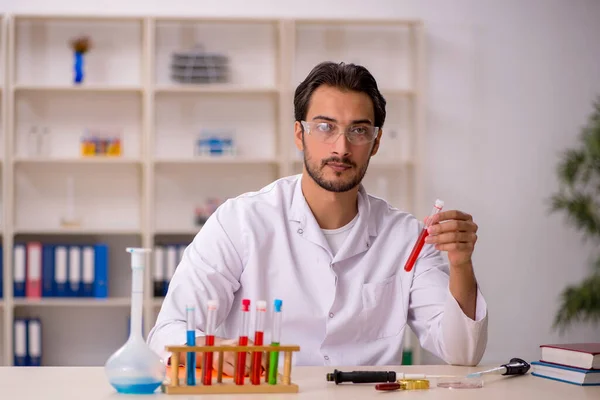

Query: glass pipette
[[404, 199, 444, 272]]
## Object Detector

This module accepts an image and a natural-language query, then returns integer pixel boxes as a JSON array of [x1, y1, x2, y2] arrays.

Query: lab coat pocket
[[360, 274, 405, 340]]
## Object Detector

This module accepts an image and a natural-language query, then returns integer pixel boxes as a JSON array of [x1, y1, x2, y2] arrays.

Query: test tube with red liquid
[[235, 299, 251, 385], [404, 199, 444, 272], [202, 299, 218, 385], [251, 300, 267, 385]]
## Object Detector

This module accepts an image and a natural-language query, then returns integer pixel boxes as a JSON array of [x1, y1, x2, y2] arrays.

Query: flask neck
[[129, 266, 144, 340]]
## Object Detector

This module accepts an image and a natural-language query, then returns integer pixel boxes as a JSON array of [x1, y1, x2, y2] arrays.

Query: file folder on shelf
[[13, 244, 26, 298]]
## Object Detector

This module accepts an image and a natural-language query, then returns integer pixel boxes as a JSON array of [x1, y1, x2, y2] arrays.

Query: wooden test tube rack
[[161, 344, 301, 394]]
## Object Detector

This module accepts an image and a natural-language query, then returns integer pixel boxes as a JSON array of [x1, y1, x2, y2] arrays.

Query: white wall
[[4, 0, 600, 365]]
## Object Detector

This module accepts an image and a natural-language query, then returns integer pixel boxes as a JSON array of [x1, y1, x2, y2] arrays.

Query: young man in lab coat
[[147, 61, 488, 374]]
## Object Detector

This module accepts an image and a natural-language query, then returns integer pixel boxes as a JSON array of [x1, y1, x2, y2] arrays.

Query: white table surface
[[0, 365, 598, 399]]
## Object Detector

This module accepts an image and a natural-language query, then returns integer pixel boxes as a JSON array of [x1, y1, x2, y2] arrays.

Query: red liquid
[[404, 228, 429, 272], [202, 335, 215, 385], [251, 331, 264, 385], [376, 382, 401, 391], [235, 336, 248, 385]]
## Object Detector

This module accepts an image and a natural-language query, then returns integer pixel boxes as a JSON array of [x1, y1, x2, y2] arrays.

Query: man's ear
[[370, 129, 383, 156], [294, 121, 304, 151]]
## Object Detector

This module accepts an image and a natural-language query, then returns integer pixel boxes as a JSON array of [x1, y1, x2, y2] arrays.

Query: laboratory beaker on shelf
[[105, 248, 166, 394]]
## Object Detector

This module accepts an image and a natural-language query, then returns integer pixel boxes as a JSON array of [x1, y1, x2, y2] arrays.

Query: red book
[[540, 343, 600, 370]]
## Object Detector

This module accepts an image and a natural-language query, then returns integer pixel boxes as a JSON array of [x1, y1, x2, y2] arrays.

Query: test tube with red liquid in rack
[[235, 299, 251, 385], [404, 199, 444, 272], [202, 299, 218, 385], [251, 300, 267, 385]]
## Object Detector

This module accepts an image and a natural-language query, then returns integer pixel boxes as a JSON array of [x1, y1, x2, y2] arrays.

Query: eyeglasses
[[301, 120, 379, 145]]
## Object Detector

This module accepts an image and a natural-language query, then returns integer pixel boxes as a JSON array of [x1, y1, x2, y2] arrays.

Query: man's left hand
[[424, 210, 478, 268]]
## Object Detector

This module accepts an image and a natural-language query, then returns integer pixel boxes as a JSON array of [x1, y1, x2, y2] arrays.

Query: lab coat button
[[297, 228, 303, 235], [324, 355, 329, 360], [329, 312, 334, 318]]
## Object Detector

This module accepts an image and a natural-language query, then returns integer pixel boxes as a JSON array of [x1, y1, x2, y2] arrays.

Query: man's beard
[[302, 136, 371, 193]]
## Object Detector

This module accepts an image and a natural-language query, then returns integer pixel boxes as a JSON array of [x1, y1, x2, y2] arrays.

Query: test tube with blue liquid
[[105, 248, 165, 394], [186, 305, 196, 386]]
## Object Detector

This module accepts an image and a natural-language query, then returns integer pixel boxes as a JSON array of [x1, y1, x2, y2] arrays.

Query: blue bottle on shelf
[[74, 51, 84, 84]]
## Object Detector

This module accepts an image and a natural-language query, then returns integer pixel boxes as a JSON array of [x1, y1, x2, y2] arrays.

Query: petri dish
[[436, 376, 484, 389]]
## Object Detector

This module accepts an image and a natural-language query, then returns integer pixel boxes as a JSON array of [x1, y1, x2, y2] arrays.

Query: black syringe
[[326, 369, 397, 384]]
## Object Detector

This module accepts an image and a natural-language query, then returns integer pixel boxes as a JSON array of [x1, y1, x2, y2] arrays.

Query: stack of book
[[532, 343, 600, 386]]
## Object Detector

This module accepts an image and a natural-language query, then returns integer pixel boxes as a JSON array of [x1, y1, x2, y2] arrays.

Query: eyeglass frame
[[300, 120, 380, 145]]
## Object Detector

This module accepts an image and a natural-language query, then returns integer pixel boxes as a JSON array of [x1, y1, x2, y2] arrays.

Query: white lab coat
[[147, 174, 488, 366]]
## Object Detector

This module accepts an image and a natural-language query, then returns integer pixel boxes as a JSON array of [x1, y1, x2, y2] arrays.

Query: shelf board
[[153, 16, 279, 24], [293, 17, 422, 26], [13, 84, 143, 93], [154, 157, 280, 165], [14, 157, 142, 166], [14, 14, 145, 23], [13, 297, 131, 307], [14, 228, 141, 236], [154, 228, 200, 236], [13, 157, 142, 165], [154, 84, 278, 95], [292, 158, 412, 168]]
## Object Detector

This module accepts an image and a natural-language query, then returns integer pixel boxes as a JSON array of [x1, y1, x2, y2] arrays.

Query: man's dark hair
[[294, 61, 387, 128]]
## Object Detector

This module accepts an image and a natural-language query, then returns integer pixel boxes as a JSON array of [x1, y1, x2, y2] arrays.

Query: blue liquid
[[111, 378, 162, 394], [187, 330, 196, 385]]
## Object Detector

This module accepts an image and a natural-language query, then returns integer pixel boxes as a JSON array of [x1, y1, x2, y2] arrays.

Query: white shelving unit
[[0, 14, 426, 367], [0, 13, 6, 369]]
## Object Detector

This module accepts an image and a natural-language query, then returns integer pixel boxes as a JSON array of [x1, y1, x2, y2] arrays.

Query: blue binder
[[54, 246, 68, 297], [13, 244, 26, 298], [68, 246, 82, 297], [94, 244, 109, 298], [42, 244, 55, 297], [82, 246, 95, 297], [13, 318, 28, 366], [27, 318, 42, 366]]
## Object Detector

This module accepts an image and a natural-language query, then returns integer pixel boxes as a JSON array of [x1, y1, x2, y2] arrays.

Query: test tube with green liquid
[[268, 299, 283, 384]]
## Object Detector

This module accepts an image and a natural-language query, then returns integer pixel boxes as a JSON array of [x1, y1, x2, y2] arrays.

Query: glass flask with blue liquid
[[105, 248, 166, 394]]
